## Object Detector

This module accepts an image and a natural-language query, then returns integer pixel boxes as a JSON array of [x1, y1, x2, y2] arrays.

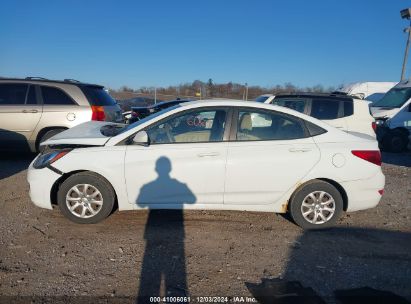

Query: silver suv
[[0, 77, 123, 152]]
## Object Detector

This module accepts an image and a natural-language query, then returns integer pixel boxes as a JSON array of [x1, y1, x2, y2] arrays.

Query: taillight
[[91, 106, 106, 121], [351, 150, 381, 166], [372, 121, 377, 132], [378, 189, 384, 195]]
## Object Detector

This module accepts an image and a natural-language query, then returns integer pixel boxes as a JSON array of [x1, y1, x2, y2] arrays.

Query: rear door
[[224, 108, 320, 205], [0, 83, 42, 150]]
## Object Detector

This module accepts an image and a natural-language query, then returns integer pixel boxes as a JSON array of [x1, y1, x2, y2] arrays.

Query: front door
[[0, 84, 42, 150], [124, 107, 229, 208]]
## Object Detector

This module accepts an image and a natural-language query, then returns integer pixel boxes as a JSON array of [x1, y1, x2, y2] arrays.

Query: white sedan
[[27, 100, 385, 229]]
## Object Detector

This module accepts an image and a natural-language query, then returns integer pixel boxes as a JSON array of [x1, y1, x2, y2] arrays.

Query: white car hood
[[370, 107, 398, 119], [40, 121, 115, 147]]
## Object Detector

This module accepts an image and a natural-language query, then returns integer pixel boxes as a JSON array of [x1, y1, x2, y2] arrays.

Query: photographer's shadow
[[136, 156, 196, 302]]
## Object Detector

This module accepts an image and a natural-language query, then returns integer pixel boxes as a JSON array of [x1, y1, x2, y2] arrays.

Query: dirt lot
[[0, 152, 410, 303]]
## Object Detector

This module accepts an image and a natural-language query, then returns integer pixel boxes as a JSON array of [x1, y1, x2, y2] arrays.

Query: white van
[[336, 82, 397, 103], [370, 80, 411, 152]]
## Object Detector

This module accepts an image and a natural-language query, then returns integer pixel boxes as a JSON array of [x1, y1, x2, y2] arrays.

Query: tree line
[[110, 79, 336, 101]]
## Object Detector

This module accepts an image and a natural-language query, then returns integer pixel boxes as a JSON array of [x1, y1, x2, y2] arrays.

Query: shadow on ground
[[136, 157, 195, 302], [0, 152, 35, 180], [247, 227, 411, 303]]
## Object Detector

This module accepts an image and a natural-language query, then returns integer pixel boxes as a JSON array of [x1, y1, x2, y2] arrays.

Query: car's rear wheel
[[289, 180, 343, 229], [382, 130, 408, 153], [57, 172, 115, 224]]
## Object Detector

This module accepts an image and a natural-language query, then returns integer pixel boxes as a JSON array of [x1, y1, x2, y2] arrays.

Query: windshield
[[255, 96, 269, 103], [118, 104, 181, 134], [372, 87, 411, 108]]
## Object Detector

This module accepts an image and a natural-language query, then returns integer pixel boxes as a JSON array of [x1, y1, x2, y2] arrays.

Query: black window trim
[[229, 107, 311, 142], [39, 85, 78, 106], [25, 85, 41, 105], [126, 106, 233, 146]]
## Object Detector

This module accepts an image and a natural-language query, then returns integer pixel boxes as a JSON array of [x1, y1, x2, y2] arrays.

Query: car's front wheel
[[57, 172, 115, 224], [289, 180, 343, 229]]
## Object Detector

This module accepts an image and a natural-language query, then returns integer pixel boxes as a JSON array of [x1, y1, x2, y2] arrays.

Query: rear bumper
[[341, 170, 385, 212], [27, 159, 61, 210]]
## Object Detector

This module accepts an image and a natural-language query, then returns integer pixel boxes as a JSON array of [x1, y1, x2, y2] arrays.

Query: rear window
[[0, 84, 28, 105], [255, 95, 270, 103], [81, 86, 117, 106], [311, 99, 340, 120]]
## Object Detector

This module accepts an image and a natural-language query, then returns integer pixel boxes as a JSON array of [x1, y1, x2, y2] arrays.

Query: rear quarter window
[[81, 86, 117, 106], [41, 86, 76, 105], [343, 101, 354, 117], [310, 99, 340, 120]]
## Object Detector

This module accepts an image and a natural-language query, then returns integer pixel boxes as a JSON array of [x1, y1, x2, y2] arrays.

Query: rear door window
[[41, 86, 76, 105], [81, 86, 117, 106], [272, 98, 307, 113], [0, 84, 28, 105], [236, 109, 307, 141], [310, 99, 340, 120]]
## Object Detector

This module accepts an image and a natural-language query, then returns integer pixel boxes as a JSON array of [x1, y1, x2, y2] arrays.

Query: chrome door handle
[[22, 109, 38, 113], [197, 152, 220, 157], [289, 148, 311, 152]]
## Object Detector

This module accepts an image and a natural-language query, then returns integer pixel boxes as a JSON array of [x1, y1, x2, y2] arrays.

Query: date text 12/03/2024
[[149, 296, 257, 303]]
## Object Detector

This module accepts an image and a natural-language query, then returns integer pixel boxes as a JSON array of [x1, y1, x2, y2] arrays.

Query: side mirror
[[132, 131, 149, 146]]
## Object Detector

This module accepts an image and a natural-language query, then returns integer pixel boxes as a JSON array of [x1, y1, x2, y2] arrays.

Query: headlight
[[375, 120, 385, 126], [33, 150, 71, 169]]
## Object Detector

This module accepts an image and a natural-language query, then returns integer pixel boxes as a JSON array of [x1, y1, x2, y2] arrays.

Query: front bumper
[[27, 159, 62, 210]]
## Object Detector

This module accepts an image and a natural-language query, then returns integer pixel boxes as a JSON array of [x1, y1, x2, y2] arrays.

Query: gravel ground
[[0, 152, 410, 303]]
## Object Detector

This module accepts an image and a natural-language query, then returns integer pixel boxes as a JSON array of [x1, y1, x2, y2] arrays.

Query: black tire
[[382, 130, 408, 153], [57, 172, 115, 224], [289, 180, 343, 230], [38, 129, 65, 152]]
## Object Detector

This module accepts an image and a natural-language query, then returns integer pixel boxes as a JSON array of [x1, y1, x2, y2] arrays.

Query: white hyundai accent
[[27, 100, 385, 229]]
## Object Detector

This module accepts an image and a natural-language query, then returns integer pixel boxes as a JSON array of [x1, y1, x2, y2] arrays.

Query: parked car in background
[[0, 77, 123, 152], [128, 99, 192, 124], [266, 93, 376, 137], [370, 79, 411, 152], [27, 100, 384, 229], [335, 82, 397, 103], [255, 94, 275, 103]]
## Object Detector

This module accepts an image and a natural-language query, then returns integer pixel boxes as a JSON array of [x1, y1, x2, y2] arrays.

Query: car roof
[[154, 99, 192, 107], [274, 92, 354, 101], [106, 98, 342, 146], [0, 77, 104, 88]]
